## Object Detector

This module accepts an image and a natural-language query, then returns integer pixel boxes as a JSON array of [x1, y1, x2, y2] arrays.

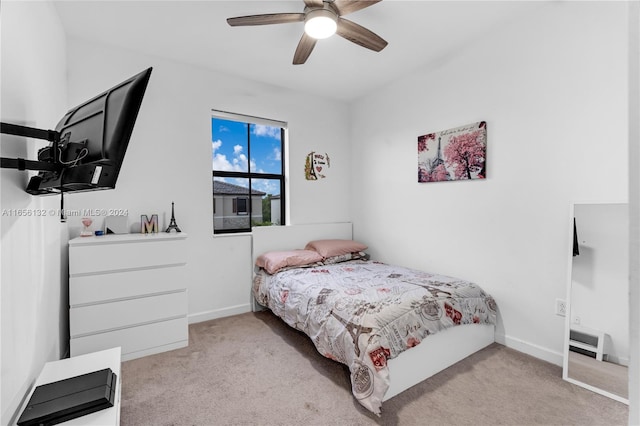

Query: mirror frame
[[563, 202, 629, 405]]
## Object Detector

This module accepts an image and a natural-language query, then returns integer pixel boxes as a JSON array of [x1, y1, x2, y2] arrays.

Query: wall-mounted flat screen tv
[[24, 67, 152, 195]]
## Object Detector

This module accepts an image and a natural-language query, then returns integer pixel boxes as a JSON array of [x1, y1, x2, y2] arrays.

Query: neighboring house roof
[[213, 180, 266, 196]]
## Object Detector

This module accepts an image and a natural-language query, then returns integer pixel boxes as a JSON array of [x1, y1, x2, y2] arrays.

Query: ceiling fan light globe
[[304, 10, 337, 39]]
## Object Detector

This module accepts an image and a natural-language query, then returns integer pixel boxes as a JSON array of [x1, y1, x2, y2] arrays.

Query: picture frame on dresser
[[68, 233, 189, 361]]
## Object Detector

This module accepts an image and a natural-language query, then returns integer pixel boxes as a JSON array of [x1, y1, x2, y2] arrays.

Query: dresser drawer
[[70, 265, 186, 306], [70, 291, 187, 337], [71, 317, 188, 360], [69, 236, 186, 275]]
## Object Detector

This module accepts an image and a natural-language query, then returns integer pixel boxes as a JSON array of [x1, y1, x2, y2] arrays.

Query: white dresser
[[69, 233, 188, 361]]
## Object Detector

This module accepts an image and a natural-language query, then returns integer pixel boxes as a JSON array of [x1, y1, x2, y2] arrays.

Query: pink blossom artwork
[[418, 121, 487, 183]]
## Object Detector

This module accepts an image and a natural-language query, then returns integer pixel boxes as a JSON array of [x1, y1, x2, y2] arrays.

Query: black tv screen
[[26, 67, 152, 195]]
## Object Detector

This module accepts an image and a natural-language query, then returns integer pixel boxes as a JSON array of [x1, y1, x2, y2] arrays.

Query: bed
[[251, 223, 496, 415]]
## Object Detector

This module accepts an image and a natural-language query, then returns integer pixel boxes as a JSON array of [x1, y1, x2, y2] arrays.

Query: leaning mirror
[[563, 203, 629, 404]]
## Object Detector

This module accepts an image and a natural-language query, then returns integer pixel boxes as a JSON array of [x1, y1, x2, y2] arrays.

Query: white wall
[[0, 2, 68, 424], [349, 2, 628, 365], [62, 38, 352, 323]]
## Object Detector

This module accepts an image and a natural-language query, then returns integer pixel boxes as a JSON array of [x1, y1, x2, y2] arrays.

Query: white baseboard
[[188, 303, 251, 324], [495, 332, 564, 366], [605, 354, 630, 367]]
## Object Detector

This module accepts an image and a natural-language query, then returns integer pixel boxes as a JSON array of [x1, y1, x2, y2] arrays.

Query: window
[[233, 198, 248, 215], [211, 110, 286, 234]]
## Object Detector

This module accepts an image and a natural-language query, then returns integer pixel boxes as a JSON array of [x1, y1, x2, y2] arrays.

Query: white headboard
[[251, 222, 353, 267]]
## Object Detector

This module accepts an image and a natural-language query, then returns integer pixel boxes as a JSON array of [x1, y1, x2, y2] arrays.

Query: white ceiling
[[53, 1, 545, 102]]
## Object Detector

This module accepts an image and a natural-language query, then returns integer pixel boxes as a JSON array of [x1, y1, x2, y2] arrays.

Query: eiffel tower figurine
[[165, 202, 182, 233]]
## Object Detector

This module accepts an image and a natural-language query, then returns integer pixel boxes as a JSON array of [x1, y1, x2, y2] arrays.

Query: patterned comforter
[[252, 259, 497, 415]]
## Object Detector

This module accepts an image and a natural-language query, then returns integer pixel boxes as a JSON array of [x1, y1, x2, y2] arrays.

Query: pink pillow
[[256, 250, 323, 274], [304, 239, 368, 258]]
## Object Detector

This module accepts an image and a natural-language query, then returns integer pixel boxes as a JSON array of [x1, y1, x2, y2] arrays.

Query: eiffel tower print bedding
[[253, 258, 497, 415]]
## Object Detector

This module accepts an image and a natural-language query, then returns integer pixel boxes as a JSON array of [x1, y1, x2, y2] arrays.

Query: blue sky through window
[[212, 117, 282, 196]]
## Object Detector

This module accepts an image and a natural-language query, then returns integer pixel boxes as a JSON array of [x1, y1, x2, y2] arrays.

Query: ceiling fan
[[227, 0, 387, 65]]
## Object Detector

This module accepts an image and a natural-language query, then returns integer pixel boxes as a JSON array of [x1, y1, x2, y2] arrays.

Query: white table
[[15, 347, 121, 426]]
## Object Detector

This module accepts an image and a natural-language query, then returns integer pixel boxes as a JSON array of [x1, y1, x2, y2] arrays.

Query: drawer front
[[70, 265, 186, 306], [71, 317, 188, 359], [70, 291, 187, 337], [70, 238, 187, 275]]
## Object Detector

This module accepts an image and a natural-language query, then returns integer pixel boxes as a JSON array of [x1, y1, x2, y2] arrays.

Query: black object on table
[[17, 368, 117, 426]]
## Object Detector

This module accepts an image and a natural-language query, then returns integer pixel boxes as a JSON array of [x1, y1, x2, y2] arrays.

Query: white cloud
[[212, 138, 259, 173], [212, 153, 232, 171], [250, 159, 263, 173], [252, 124, 280, 139], [252, 179, 279, 195]]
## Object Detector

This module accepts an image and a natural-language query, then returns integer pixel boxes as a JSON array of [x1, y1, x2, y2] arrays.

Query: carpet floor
[[120, 311, 628, 426]]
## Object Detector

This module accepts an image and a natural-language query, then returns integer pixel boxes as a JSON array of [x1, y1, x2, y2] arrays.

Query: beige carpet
[[120, 311, 628, 426], [567, 351, 628, 399]]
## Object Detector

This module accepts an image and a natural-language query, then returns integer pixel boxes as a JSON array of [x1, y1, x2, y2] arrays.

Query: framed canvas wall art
[[418, 121, 487, 183]]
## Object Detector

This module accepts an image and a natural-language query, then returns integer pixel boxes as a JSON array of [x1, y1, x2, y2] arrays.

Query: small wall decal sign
[[305, 151, 331, 180]]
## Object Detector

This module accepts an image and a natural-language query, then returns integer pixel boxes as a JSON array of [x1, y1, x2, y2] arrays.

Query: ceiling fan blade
[[293, 33, 317, 65], [227, 13, 304, 27], [303, 0, 324, 8], [336, 18, 387, 52], [333, 0, 381, 16]]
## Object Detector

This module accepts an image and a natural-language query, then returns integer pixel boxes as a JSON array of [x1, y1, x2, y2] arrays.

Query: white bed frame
[[251, 222, 495, 401]]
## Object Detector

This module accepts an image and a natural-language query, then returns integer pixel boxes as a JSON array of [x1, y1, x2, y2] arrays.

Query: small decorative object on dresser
[[80, 218, 94, 237], [140, 214, 159, 233], [68, 233, 188, 361], [105, 215, 129, 234], [165, 201, 182, 233]]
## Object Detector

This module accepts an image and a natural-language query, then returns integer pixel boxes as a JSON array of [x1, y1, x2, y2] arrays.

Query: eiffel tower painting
[[418, 121, 487, 183]]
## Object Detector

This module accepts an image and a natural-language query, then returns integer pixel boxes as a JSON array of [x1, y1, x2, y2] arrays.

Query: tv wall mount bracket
[[0, 122, 63, 172]]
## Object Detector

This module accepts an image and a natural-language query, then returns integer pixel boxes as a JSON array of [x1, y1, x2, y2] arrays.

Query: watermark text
[[1, 208, 129, 217]]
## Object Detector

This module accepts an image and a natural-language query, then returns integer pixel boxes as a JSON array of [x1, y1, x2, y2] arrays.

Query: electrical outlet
[[555, 299, 567, 316]]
